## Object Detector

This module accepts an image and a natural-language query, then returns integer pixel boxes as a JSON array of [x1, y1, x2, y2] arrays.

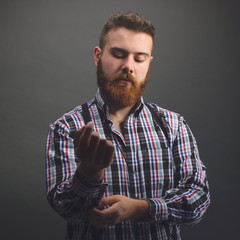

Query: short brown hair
[[99, 12, 155, 50]]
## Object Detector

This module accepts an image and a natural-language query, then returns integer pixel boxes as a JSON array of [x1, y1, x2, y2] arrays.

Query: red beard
[[97, 60, 149, 107]]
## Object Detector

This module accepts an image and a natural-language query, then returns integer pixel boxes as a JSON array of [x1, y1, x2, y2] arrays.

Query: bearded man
[[46, 12, 210, 240]]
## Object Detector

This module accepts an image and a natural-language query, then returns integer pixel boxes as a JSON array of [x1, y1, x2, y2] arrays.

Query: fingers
[[104, 141, 115, 166], [78, 122, 94, 152], [89, 208, 108, 228], [98, 195, 120, 208], [88, 131, 100, 164], [74, 122, 93, 157], [74, 122, 98, 160], [96, 139, 114, 168], [89, 205, 119, 228], [89, 196, 123, 228], [89, 196, 149, 228], [74, 122, 114, 175], [73, 126, 84, 152]]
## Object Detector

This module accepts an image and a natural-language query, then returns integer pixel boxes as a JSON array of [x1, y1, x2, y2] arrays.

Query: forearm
[[146, 182, 210, 225], [47, 170, 107, 223], [46, 122, 108, 223], [144, 160, 210, 225]]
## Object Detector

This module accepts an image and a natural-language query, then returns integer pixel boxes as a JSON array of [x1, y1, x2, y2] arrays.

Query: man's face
[[94, 27, 153, 107]]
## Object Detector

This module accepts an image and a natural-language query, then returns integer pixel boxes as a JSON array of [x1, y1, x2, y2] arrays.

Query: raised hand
[[74, 122, 114, 183]]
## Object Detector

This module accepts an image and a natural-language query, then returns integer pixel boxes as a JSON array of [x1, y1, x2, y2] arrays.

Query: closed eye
[[111, 48, 128, 59], [134, 54, 147, 63], [110, 47, 150, 63]]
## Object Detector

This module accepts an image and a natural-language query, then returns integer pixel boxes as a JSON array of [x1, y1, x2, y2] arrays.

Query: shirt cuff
[[72, 169, 108, 199], [146, 198, 169, 222]]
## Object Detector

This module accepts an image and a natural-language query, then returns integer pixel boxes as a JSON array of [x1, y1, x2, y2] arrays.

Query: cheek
[[136, 65, 150, 81], [101, 58, 119, 76]]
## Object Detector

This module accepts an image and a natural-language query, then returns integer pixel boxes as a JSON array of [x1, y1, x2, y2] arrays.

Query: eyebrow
[[110, 47, 150, 58]]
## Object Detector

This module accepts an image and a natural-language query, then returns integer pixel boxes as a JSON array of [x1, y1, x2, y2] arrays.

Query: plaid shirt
[[46, 89, 210, 239]]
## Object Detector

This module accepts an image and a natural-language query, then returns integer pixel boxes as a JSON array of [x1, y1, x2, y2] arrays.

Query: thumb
[[99, 195, 121, 208], [73, 126, 85, 145]]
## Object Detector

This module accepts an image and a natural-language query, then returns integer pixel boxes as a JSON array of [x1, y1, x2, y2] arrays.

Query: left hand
[[89, 195, 149, 228]]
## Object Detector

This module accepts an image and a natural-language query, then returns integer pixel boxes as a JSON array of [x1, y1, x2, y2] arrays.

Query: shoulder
[[146, 102, 181, 123], [145, 102, 183, 138], [49, 99, 94, 135]]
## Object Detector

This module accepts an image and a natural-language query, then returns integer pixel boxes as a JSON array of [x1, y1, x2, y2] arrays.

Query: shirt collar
[[95, 88, 108, 113]]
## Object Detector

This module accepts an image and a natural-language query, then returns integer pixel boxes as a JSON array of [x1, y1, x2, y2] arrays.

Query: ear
[[94, 46, 102, 67], [150, 56, 154, 62]]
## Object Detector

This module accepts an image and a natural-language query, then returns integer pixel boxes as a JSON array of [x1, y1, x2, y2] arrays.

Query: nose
[[122, 56, 134, 74]]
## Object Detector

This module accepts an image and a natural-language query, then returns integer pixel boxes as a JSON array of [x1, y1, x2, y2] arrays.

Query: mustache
[[114, 72, 135, 83]]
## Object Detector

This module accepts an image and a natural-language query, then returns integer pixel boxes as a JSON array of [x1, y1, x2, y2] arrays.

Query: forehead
[[104, 27, 153, 53]]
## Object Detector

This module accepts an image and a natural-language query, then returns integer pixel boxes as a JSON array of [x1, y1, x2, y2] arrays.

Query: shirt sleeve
[[146, 115, 210, 225], [45, 120, 107, 224]]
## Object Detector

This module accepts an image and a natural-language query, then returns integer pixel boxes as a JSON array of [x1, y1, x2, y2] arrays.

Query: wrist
[[78, 162, 104, 183], [131, 199, 149, 220]]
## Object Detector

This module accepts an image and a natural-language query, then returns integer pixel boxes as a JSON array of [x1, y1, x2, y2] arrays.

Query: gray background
[[1, 0, 239, 239]]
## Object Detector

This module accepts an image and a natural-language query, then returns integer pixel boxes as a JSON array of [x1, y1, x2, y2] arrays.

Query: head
[[99, 12, 155, 51], [94, 12, 155, 108]]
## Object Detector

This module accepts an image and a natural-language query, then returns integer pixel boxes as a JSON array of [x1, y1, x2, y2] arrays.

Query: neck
[[109, 104, 134, 121], [109, 105, 134, 134], [102, 94, 137, 133]]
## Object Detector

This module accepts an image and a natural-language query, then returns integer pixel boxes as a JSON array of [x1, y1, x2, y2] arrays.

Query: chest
[[101, 118, 174, 198]]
